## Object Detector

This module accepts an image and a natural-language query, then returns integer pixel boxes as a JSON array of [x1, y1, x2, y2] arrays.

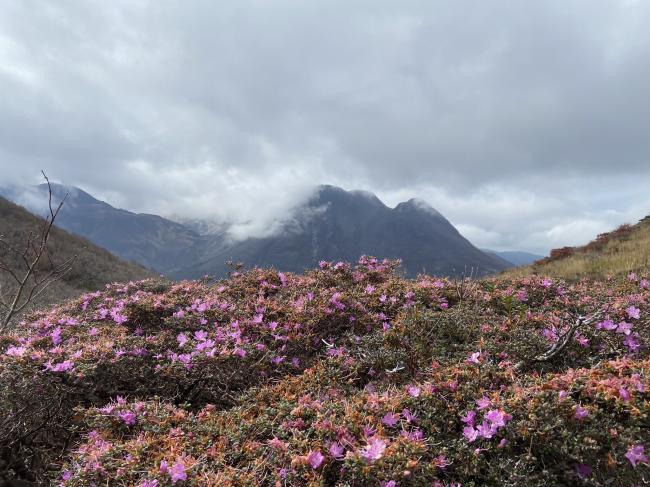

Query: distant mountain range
[[483, 249, 543, 266], [1, 184, 513, 278]]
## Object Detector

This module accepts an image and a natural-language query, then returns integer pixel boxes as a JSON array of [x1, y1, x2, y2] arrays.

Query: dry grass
[[506, 216, 650, 279]]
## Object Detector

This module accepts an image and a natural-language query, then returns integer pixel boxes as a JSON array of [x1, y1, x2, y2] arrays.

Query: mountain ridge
[[1, 183, 510, 279]]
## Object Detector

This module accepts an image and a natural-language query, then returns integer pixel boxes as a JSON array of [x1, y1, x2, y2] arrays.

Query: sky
[[1, 1, 650, 254]]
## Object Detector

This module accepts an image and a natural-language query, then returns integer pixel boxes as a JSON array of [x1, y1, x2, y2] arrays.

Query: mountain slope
[[506, 215, 650, 279], [0, 196, 154, 313], [178, 185, 509, 278], [2, 184, 204, 273]]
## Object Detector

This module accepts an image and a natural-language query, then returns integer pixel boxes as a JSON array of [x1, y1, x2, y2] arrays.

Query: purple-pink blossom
[[307, 450, 324, 469], [360, 437, 387, 463], [625, 445, 648, 467], [169, 460, 187, 483], [625, 444, 647, 467]]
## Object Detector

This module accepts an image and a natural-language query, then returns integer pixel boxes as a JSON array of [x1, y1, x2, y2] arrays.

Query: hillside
[[1, 258, 648, 485], [507, 215, 650, 279], [0, 196, 154, 319]]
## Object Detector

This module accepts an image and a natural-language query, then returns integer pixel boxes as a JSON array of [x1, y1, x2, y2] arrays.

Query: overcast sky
[[2, 1, 650, 254]]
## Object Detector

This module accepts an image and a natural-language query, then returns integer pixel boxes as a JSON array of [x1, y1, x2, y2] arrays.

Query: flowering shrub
[[0, 258, 648, 485]]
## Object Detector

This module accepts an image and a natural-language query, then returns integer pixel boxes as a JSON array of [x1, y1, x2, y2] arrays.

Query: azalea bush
[[0, 258, 648, 485]]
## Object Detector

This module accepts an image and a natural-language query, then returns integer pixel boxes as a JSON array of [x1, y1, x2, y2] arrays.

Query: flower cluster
[[0, 259, 648, 485]]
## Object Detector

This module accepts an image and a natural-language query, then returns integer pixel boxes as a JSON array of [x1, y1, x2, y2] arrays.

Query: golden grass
[[505, 219, 650, 280]]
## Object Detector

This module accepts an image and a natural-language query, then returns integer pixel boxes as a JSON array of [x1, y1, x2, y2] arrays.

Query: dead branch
[[513, 310, 603, 371], [0, 172, 77, 331]]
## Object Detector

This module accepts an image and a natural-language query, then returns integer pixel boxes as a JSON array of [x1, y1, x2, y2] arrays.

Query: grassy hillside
[[506, 215, 650, 279], [1, 258, 648, 486], [0, 196, 154, 321]]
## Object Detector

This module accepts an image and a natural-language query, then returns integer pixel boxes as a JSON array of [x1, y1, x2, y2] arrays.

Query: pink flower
[[619, 387, 630, 402], [461, 410, 476, 426], [624, 334, 641, 352], [307, 450, 324, 469], [159, 461, 169, 474], [118, 410, 137, 425], [626, 306, 641, 320], [329, 442, 345, 459], [5, 346, 26, 357], [485, 409, 509, 429], [45, 360, 74, 372], [433, 454, 450, 469], [574, 405, 589, 420], [463, 426, 479, 443], [139, 480, 158, 487], [616, 322, 633, 335], [401, 408, 417, 423], [625, 444, 648, 467], [407, 385, 421, 397], [365, 284, 376, 294], [380, 482, 397, 487], [476, 396, 491, 410], [466, 352, 481, 364], [596, 319, 617, 331], [177, 333, 188, 346], [360, 437, 387, 463], [382, 412, 400, 427], [169, 460, 187, 483]]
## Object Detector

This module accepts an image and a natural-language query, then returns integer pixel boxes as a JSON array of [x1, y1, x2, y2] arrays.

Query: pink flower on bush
[[574, 405, 589, 420], [382, 412, 400, 427], [407, 385, 421, 397], [466, 352, 481, 364], [177, 333, 188, 347], [118, 410, 137, 425], [5, 346, 26, 357], [169, 460, 187, 483], [463, 426, 479, 443], [307, 450, 324, 469], [360, 437, 387, 463], [625, 444, 647, 467], [626, 306, 641, 319], [45, 360, 74, 372], [596, 319, 617, 331], [329, 442, 345, 459], [476, 396, 490, 410]]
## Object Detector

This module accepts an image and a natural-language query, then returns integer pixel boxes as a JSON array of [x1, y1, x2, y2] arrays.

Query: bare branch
[[514, 310, 603, 371], [0, 172, 77, 331]]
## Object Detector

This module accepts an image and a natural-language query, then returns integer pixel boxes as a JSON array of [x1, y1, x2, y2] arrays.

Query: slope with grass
[[0, 196, 155, 319], [506, 216, 650, 280], [1, 257, 648, 486]]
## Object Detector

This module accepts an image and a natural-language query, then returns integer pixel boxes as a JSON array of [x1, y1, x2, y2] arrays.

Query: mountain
[[506, 215, 650, 279], [2, 184, 509, 279], [1, 184, 205, 273], [0, 196, 154, 314], [177, 185, 509, 278], [483, 249, 544, 266]]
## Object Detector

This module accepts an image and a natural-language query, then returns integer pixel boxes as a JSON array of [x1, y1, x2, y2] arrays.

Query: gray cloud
[[1, 0, 650, 254]]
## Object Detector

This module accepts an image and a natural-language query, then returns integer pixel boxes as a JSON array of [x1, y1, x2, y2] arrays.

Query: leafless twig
[[0, 172, 77, 330], [513, 310, 603, 371]]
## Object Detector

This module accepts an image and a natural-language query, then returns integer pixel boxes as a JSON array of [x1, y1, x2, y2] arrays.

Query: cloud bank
[[1, 1, 650, 254]]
